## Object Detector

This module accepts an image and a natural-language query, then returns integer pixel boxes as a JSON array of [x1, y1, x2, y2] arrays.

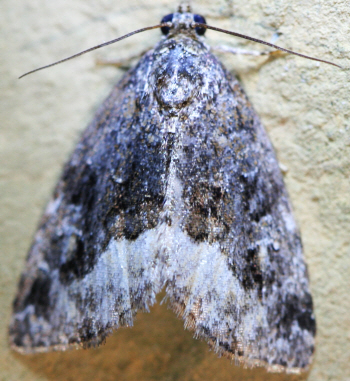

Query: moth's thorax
[[152, 39, 206, 110], [149, 37, 218, 114]]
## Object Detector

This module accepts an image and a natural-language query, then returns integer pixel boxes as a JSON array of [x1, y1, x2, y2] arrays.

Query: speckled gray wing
[[161, 70, 316, 373], [10, 31, 315, 373], [9, 49, 170, 352], [152, 39, 315, 372], [150, 39, 316, 373]]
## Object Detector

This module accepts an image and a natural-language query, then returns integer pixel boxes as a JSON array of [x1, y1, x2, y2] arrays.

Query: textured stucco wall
[[1, 0, 349, 380]]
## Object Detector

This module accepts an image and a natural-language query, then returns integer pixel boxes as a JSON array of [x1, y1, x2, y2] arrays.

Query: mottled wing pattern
[[9, 50, 169, 351], [162, 63, 315, 373], [10, 12, 315, 374]]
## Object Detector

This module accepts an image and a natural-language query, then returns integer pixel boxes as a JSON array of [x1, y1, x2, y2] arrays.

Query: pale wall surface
[[1, 0, 349, 380]]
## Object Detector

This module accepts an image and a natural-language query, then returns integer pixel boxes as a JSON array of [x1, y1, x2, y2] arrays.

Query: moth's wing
[[9, 52, 169, 353], [164, 68, 315, 373]]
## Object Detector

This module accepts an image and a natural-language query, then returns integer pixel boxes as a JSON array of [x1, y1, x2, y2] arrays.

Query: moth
[[10, 5, 338, 374]]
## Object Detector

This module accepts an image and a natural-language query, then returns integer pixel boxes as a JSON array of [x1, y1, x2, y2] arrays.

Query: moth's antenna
[[20, 19, 341, 79], [193, 23, 342, 69], [19, 23, 169, 79]]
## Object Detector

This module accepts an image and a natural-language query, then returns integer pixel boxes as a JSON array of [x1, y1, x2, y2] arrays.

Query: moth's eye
[[161, 14, 174, 35], [193, 14, 206, 35]]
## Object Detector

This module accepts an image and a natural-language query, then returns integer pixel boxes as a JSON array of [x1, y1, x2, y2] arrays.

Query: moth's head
[[160, 6, 207, 38]]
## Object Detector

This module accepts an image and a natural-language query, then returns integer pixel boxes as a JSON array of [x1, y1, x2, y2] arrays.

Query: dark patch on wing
[[181, 135, 231, 242], [183, 181, 231, 242], [102, 132, 175, 243], [14, 271, 52, 319], [59, 236, 86, 284], [241, 247, 263, 298], [58, 165, 99, 284], [277, 293, 316, 338], [239, 171, 281, 223], [57, 132, 169, 284], [78, 317, 112, 347]]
